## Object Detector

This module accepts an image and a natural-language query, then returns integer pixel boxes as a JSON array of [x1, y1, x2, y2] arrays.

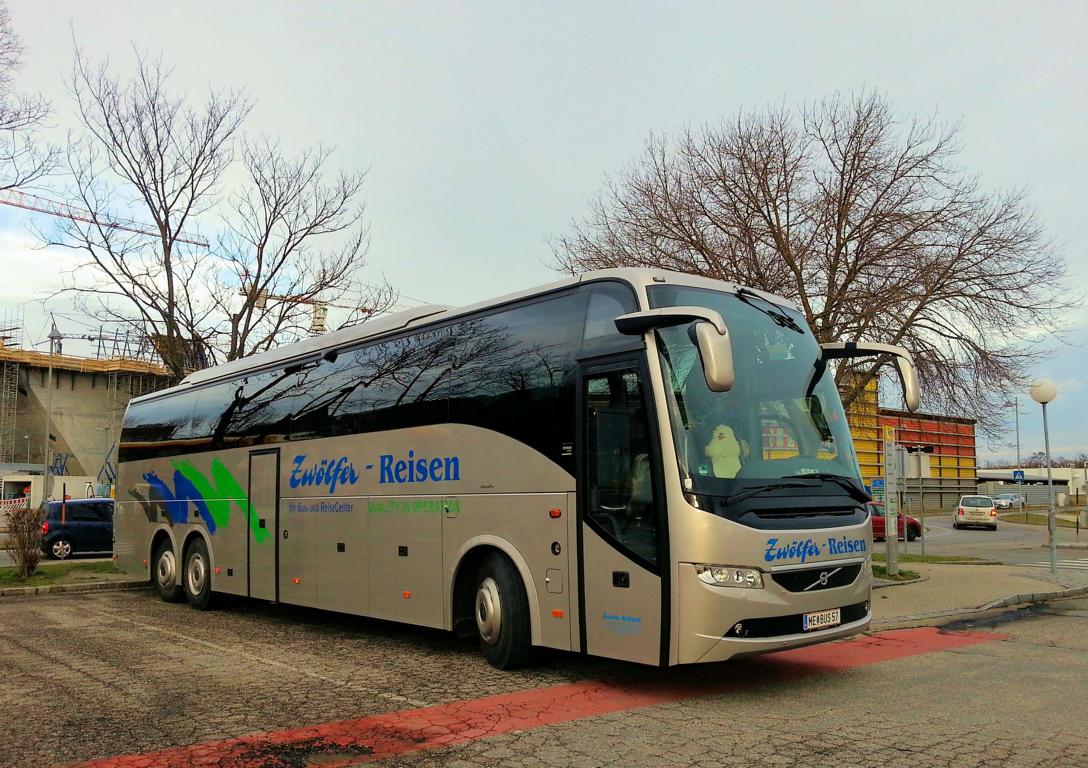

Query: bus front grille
[[770, 563, 863, 592]]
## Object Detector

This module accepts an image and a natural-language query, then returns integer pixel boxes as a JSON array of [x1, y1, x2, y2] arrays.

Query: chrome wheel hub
[[475, 576, 502, 646], [157, 549, 176, 588], [186, 551, 206, 596], [52, 540, 71, 558]]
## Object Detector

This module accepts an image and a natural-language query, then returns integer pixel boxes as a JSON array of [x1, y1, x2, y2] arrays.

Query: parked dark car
[[867, 501, 922, 542], [40, 498, 114, 559]]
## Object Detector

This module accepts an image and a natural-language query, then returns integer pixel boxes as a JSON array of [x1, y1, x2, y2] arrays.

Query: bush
[[3, 504, 42, 579]]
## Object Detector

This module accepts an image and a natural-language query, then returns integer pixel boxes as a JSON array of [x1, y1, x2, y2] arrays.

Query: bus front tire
[[183, 538, 214, 610], [475, 553, 532, 670], [152, 539, 184, 603]]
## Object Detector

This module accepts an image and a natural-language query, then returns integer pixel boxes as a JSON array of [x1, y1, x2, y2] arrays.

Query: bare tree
[[0, 2, 57, 191], [48, 49, 389, 379], [214, 137, 394, 361], [48, 49, 248, 378], [555, 93, 1078, 436]]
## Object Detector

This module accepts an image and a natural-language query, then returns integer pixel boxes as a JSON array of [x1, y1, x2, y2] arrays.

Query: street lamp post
[[1004, 399, 1024, 515], [1030, 379, 1058, 574]]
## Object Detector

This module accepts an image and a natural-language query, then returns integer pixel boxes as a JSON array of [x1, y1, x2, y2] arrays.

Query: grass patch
[[0, 560, 122, 587], [1002, 512, 1080, 528], [872, 553, 984, 564], [872, 564, 920, 581]]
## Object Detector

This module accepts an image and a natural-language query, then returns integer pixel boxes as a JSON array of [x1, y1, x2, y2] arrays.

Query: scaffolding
[[0, 308, 24, 464]]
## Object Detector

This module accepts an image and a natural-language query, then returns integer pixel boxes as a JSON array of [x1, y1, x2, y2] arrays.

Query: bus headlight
[[694, 564, 764, 589]]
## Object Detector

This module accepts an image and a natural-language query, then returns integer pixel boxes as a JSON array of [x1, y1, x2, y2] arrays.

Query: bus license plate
[[803, 608, 841, 632]]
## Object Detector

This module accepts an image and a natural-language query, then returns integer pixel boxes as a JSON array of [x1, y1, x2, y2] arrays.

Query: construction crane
[[0, 188, 209, 248], [238, 284, 369, 335]]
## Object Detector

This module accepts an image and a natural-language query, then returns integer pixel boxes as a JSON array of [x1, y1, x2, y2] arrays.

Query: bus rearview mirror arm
[[819, 341, 921, 412], [615, 306, 735, 393]]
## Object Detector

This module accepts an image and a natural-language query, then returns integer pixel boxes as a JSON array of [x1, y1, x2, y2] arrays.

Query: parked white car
[[954, 495, 998, 530], [992, 493, 1022, 510]]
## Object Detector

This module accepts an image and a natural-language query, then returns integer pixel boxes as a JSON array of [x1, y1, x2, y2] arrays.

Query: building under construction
[[0, 318, 172, 493]]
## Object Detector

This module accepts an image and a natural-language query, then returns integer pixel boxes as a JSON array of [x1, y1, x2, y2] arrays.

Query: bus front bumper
[[676, 560, 871, 664]]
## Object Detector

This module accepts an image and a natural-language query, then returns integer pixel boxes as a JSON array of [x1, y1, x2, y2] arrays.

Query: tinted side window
[[284, 355, 365, 440], [583, 282, 639, 342], [215, 368, 299, 446], [189, 382, 238, 443], [68, 504, 101, 522], [447, 294, 578, 470], [119, 394, 194, 461], [354, 328, 454, 433]]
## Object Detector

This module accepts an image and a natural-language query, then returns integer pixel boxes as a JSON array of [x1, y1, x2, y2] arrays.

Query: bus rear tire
[[183, 538, 214, 611], [153, 538, 184, 603], [475, 553, 532, 670]]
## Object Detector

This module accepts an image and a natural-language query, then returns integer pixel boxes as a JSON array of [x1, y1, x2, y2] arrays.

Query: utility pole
[[42, 318, 63, 503], [883, 426, 900, 577]]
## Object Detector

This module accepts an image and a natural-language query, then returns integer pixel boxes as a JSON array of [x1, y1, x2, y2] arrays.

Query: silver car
[[992, 493, 1021, 510], [954, 495, 998, 530]]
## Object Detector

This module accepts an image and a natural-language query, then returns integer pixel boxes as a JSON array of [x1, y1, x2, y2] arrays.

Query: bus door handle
[[612, 571, 630, 588]]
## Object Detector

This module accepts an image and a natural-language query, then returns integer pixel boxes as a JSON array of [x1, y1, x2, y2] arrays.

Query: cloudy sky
[[2, 0, 1085, 461]]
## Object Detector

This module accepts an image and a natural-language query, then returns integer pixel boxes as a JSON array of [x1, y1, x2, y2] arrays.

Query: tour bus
[[115, 269, 919, 669]]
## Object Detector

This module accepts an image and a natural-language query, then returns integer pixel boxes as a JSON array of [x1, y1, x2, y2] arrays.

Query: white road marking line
[[1022, 559, 1088, 570]]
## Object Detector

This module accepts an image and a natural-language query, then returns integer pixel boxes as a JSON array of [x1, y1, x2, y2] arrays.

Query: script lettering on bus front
[[763, 536, 867, 563]]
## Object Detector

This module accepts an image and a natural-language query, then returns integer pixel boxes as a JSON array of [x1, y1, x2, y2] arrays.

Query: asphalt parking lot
[[2, 590, 1087, 768]]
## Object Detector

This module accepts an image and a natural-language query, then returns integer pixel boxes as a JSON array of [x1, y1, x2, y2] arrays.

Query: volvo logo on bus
[[803, 567, 842, 591]]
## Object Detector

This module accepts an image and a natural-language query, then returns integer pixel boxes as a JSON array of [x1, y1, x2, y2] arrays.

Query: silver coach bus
[[115, 269, 919, 669]]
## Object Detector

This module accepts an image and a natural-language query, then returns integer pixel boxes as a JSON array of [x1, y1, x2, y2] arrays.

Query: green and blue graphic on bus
[[141, 459, 269, 544]]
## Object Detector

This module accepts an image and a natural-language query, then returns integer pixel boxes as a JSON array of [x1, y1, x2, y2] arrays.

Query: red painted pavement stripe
[[65, 627, 1004, 768]]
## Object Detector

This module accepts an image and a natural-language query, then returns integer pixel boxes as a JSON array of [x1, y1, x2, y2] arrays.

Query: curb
[[0, 580, 149, 597], [873, 574, 929, 589], [978, 584, 1088, 611], [872, 583, 1088, 630]]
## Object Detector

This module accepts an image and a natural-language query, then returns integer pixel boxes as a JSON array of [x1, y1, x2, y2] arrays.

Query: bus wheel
[[475, 553, 532, 670], [183, 538, 214, 610], [153, 539, 184, 603]]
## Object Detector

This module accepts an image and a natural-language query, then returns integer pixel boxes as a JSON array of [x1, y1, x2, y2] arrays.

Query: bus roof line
[[134, 268, 798, 404], [170, 304, 454, 391]]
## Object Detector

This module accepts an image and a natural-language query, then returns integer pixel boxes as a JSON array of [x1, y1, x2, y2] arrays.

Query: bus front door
[[247, 449, 279, 601], [579, 363, 666, 666]]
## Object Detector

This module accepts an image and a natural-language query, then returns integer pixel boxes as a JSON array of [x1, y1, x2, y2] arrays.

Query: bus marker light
[[402, 591, 412, 599], [551, 609, 564, 618], [213, 567, 221, 574], [549, 508, 562, 518], [292, 577, 301, 584], [142, 559, 147, 566]]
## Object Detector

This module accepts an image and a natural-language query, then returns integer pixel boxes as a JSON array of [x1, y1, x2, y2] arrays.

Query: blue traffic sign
[[871, 478, 885, 489], [1012, 469, 1025, 483]]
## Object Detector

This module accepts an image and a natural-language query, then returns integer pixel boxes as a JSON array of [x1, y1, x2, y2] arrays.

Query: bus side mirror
[[819, 341, 921, 412], [689, 321, 734, 393], [613, 306, 735, 392], [891, 355, 920, 413]]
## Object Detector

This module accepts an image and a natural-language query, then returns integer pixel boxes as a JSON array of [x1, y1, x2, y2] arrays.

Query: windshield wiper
[[735, 287, 804, 334], [723, 480, 818, 506], [783, 472, 870, 502]]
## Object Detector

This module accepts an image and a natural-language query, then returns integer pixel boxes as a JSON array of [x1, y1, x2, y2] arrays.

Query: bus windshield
[[648, 285, 862, 498]]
